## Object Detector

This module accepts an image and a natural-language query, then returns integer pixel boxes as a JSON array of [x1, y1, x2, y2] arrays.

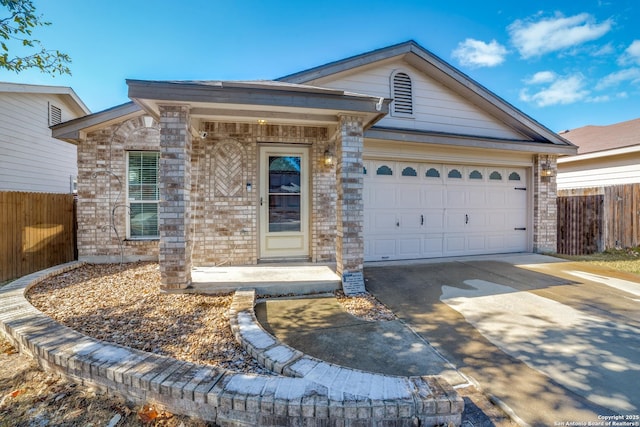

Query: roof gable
[[0, 81, 91, 116], [279, 40, 574, 149]]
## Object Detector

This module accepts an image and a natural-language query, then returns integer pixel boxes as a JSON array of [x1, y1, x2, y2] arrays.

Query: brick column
[[158, 105, 192, 289], [335, 115, 365, 294], [533, 154, 558, 253]]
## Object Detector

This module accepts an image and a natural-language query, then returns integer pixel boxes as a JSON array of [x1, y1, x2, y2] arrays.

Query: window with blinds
[[127, 151, 160, 238], [391, 71, 414, 117]]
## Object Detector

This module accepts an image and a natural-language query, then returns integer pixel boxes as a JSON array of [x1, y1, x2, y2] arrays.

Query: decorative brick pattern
[[191, 122, 333, 266], [76, 116, 160, 263], [335, 115, 365, 277], [158, 106, 192, 289], [533, 154, 558, 253]]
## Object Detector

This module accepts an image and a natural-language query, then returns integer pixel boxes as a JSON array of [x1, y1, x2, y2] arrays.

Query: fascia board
[[366, 127, 578, 155]]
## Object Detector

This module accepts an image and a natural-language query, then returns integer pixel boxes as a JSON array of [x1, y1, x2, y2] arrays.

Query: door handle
[[396, 220, 400, 227], [421, 214, 424, 226], [260, 197, 263, 206], [465, 214, 469, 224]]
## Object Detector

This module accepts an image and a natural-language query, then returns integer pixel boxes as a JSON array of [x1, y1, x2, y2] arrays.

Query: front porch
[[185, 263, 342, 296]]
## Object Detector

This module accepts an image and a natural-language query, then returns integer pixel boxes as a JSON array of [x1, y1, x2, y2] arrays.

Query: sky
[[2, 0, 639, 132]]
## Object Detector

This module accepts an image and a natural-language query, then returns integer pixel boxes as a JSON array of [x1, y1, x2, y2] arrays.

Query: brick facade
[[335, 115, 365, 277], [158, 106, 192, 289], [533, 154, 558, 253], [76, 116, 160, 263], [191, 122, 334, 267], [77, 113, 336, 287]]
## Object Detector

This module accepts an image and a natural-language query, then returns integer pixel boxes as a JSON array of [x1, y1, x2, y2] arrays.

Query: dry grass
[[555, 247, 640, 275]]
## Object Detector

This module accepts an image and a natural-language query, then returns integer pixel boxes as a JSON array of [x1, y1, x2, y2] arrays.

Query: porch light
[[257, 119, 268, 125], [324, 149, 334, 166], [540, 164, 555, 177]]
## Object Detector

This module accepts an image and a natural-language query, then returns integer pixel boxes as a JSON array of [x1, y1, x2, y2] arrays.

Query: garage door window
[[402, 167, 417, 176], [470, 170, 483, 180], [426, 168, 440, 178], [377, 165, 393, 176], [490, 171, 503, 180], [509, 172, 521, 181], [448, 169, 462, 179]]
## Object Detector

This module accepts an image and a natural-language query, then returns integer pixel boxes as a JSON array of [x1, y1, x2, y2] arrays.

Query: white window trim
[[126, 151, 160, 240]]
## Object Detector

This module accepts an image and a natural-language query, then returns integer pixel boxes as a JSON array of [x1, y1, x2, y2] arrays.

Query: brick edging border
[[0, 263, 463, 427]]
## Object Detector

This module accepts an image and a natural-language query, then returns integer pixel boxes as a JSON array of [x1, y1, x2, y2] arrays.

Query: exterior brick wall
[[76, 115, 160, 263], [533, 154, 558, 253], [192, 122, 333, 266], [158, 106, 192, 289], [335, 115, 365, 277], [77, 115, 334, 270]]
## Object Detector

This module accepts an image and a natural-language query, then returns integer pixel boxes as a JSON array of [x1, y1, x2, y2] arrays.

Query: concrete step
[[188, 264, 342, 296]]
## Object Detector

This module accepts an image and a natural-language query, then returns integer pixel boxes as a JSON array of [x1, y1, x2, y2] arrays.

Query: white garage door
[[364, 161, 529, 261]]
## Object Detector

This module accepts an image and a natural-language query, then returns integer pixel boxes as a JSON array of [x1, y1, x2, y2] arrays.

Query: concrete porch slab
[[189, 264, 342, 296]]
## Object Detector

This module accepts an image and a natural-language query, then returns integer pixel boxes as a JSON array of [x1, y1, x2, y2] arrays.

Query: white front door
[[259, 146, 309, 259]]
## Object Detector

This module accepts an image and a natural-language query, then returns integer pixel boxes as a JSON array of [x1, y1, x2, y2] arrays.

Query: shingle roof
[[560, 117, 640, 155]]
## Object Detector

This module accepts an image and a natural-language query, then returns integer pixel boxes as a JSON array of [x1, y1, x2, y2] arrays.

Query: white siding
[[0, 92, 80, 193], [558, 154, 640, 190], [308, 60, 526, 140]]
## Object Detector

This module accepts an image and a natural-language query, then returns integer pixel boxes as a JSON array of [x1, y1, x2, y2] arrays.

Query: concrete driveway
[[365, 254, 640, 427]]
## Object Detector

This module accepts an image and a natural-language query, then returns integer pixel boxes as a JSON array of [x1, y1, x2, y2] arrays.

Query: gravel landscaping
[[25, 262, 395, 375]]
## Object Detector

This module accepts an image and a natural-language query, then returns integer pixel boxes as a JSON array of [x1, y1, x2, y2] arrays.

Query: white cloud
[[595, 68, 640, 90], [508, 12, 613, 58], [525, 71, 557, 84], [452, 38, 508, 68], [520, 74, 589, 107], [618, 40, 640, 65]]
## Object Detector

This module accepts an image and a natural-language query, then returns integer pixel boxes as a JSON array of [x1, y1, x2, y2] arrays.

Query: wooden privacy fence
[[557, 184, 640, 255], [0, 192, 76, 282]]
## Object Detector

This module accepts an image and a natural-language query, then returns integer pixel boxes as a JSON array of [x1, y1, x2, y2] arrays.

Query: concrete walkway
[[255, 295, 467, 387]]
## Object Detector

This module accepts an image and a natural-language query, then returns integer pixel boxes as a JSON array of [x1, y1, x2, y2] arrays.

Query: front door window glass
[[268, 156, 301, 232]]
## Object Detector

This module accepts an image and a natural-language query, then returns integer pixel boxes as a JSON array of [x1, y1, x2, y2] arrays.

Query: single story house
[[52, 40, 576, 291], [0, 82, 90, 193], [557, 117, 640, 190]]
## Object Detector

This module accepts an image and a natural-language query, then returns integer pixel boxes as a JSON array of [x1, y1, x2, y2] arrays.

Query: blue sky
[[2, 0, 639, 132]]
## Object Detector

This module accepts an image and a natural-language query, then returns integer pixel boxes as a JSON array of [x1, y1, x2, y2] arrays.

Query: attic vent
[[49, 103, 62, 126], [391, 71, 413, 116]]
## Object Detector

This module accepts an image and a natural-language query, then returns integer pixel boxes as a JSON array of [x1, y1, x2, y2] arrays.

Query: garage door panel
[[398, 185, 423, 209], [423, 211, 444, 231], [468, 191, 486, 206], [422, 187, 445, 208], [372, 211, 398, 233], [398, 238, 422, 258], [370, 183, 396, 208], [444, 235, 466, 254], [364, 162, 529, 261], [372, 238, 397, 259], [487, 190, 507, 207], [446, 189, 466, 207]]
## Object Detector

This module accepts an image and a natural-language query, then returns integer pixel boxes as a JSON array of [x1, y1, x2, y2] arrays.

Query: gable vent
[[391, 72, 413, 116], [49, 103, 62, 126]]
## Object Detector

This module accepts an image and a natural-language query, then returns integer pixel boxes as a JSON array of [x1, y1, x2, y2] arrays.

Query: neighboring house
[[0, 82, 91, 193], [556, 118, 640, 253], [557, 118, 640, 190], [52, 40, 576, 291]]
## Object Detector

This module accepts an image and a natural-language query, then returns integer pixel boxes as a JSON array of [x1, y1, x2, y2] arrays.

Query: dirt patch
[[0, 336, 214, 426]]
